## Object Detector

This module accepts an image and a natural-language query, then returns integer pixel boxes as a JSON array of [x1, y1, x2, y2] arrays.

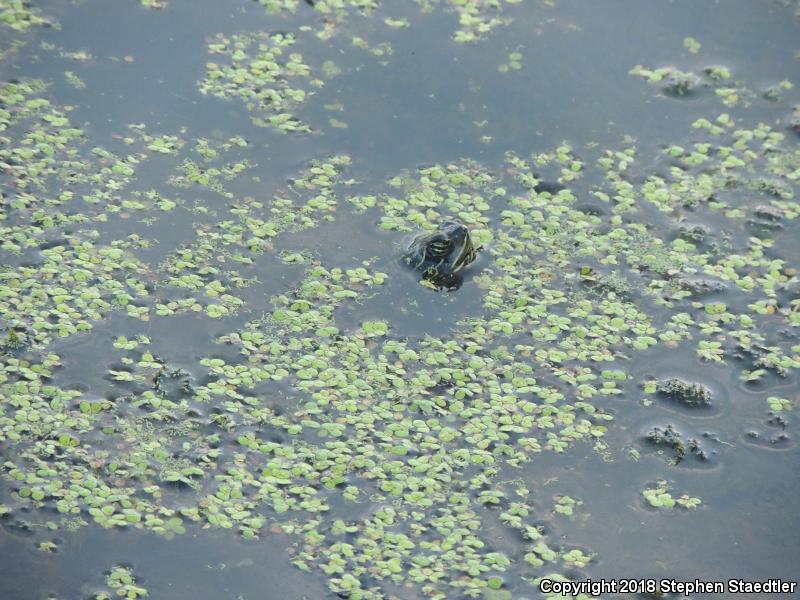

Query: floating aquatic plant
[[0, 0, 54, 31], [199, 32, 320, 132], [0, 14, 798, 598], [643, 481, 702, 509]]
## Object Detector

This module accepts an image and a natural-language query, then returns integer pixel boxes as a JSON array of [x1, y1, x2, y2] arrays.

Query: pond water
[[1, 0, 799, 598]]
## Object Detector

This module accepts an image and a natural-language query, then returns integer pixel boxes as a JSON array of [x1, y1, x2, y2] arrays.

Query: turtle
[[401, 220, 478, 290]]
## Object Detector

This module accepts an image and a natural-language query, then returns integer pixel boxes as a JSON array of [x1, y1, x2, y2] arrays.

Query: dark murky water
[[1, 0, 799, 598]]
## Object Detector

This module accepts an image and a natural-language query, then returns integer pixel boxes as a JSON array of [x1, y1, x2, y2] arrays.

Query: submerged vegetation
[[655, 378, 712, 407], [0, 0, 798, 598]]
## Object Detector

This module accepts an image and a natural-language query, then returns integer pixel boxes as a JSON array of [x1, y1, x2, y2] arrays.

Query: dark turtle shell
[[402, 221, 477, 289]]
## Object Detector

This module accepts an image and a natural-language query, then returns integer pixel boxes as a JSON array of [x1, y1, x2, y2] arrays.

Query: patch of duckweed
[[199, 31, 320, 132], [63, 71, 86, 89], [192, 262, 611, 595], [100, 566, 149, 599], [762, 79, 793, 102], [166, 135, 250, 198], [767, 396, 793, 412], [682, 36, 701, 54], [0, 38, 25, 63], [350, 35, 394, 59], [0, 236, 153, 347], [497, 50, 523, 73], [124, 124, 187, 156], [0, 0, 55, 31], [553, 494, 582, 517], [258, 0, 383, 44], [629, 64, 702, 97], [384, 16, 410, 28], [256, 0, 521, 43], [38, 539, 58, 552], [630, 62, 757, 106], [0, 86, 163, 347], [258, 0, 378, 18], [366, 160, 496, 242], [42, 44, 94, 62], [158, 153, 352, 314], [642, 481, 702, 509], [321, 60, 342, 79], [0, 19, 798, 598], [0, 91, 173, 342], [0, 350, 203, 537], [419, 0, 520, 43], [0, 80, 192, 232], [1, 103, 798, 593], [356, 121, 799, 402], [0, 256, 606, 596]]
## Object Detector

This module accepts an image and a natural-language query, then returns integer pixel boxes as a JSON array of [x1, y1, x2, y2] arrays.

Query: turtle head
[[438, 221, 476, 273], [403, 220, 478, 289]]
